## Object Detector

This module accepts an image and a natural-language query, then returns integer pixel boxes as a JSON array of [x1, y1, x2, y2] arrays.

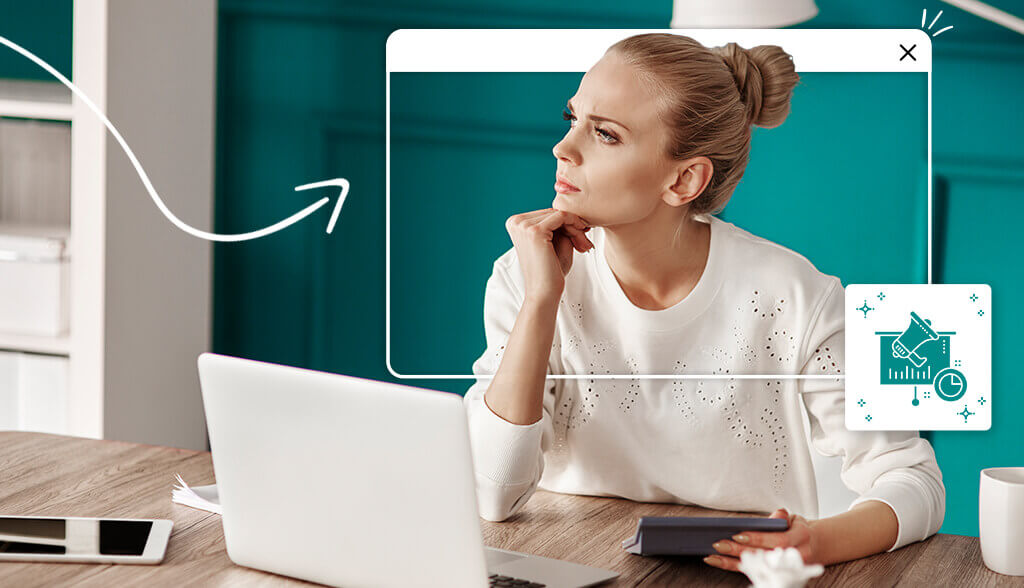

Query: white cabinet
[[0, 0, 214, 450], [0, 351, 69, 434], [0, 225, 70, 336]]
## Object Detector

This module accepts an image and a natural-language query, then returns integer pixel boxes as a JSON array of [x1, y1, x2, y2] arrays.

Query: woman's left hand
[[703, 509, 821, 572]]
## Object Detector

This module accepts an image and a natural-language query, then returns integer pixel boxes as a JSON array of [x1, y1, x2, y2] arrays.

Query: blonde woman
[[463, 33, 943, 571]]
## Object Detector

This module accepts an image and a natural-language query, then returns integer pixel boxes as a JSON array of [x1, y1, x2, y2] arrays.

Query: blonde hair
[[607, 33, 800, 215]]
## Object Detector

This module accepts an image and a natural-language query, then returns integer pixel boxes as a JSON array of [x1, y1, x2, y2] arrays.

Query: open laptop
[[197, 352, 618, 588]]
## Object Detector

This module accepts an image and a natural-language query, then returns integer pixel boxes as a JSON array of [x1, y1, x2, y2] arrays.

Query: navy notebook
[[620, 516, 789, 556]]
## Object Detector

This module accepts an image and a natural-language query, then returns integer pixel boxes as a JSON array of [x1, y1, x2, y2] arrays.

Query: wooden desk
[[0, 432, 1016, 586]]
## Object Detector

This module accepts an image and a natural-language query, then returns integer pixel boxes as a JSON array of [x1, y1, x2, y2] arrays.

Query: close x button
[[899, 43, 917, 62]]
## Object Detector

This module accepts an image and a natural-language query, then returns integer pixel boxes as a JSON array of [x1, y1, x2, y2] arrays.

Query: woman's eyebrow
[[566, 100, 631, 133]]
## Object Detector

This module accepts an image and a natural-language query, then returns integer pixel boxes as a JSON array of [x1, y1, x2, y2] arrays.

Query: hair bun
[[717, 43, 799, 128]]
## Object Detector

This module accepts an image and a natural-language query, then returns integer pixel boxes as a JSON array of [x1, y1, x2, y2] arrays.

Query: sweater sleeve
[[463, 255, 556, 522], [799, 278, 945, 551]]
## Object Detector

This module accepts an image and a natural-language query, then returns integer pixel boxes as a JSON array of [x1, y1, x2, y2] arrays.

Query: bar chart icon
[[888, 364, 931, 382], [877, 333, 952, 385]]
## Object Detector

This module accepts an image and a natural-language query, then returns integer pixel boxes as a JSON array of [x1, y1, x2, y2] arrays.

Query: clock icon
[[933, 368, 967, 402]]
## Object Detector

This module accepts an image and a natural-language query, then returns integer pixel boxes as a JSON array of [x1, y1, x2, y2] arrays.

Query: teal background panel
[[389, 71, 927, 376], [0, 1, 72, 80]]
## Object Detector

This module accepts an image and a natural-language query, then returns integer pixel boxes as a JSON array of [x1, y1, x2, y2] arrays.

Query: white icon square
[[845, 284, 991, 431]]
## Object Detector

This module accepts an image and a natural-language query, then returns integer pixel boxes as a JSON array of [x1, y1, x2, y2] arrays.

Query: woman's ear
[[663, 156, 713, 207]]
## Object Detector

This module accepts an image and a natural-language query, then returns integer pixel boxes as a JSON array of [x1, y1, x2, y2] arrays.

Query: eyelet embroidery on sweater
[[591, 339, 613, 356], [732, 324, 759, 365], [543, 325, 795, 490], [748, 290, 787, 320], [566, 354, 629, 430], [552, 337, 618, 449], [564, 334, 582, 353], [618, 356, 641, 411], [766, 328, 797, 365], [570, 301, 585, 325], [672, 361, 696, 422], [729, 319, 798, 368], [704, 343, 735, 364], [559, 297, 586, 328], [550, 384, 576, 461], [814, 345, 844, 385], [718, 378, 789, 490], [766, 381, 790, 491]]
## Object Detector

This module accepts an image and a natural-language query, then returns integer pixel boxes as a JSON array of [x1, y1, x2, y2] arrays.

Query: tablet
[[621, 516, 789, 556], [0, 516, 172, 564]]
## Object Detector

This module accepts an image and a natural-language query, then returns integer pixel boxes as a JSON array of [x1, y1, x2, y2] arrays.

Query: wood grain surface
[[0, 432, 1018, 586]]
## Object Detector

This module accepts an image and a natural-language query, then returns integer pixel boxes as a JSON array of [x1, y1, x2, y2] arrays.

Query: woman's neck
[[602, 206, 711, 311]]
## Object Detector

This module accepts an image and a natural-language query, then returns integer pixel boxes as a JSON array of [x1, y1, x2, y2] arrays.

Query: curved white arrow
[[295, 178, 349, 235], [0, 34, 347, 242]]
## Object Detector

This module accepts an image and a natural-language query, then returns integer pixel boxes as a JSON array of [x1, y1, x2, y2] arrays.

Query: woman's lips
[[555, 176, 580, 194]]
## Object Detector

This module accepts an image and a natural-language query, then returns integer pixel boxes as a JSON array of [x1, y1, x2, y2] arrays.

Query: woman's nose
[[552, 134, 581, 165]]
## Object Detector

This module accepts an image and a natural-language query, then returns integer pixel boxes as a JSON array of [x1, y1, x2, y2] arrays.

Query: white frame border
[[385, 29, 933, 380]]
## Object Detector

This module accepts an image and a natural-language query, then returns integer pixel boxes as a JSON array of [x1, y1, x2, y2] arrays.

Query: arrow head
[[294, 178, 350, 234]]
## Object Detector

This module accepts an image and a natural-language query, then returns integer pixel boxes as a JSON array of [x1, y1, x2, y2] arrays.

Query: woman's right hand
[[505, 208, 593, 304]]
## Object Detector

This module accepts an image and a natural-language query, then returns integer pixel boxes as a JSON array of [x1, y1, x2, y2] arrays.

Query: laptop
[[197, 352, 618, 588]]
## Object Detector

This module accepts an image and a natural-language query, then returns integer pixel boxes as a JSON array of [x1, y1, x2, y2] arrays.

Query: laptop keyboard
[[488, 573, 545, 587]]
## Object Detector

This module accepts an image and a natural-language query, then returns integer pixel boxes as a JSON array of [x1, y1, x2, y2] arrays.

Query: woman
[[463, 33, 943, 572]]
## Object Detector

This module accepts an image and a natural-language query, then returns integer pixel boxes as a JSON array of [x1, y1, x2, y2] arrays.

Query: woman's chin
[[553, 193, 584, 215], [552, 198, 600, 227]]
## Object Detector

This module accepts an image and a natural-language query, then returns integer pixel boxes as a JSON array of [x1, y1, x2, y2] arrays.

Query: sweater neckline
[[588, 215, 725, 332]]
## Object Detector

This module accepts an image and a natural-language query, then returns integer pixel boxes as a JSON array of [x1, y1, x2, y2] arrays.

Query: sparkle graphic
[[978, 396, 987, 406], [877, 292, 886, 301], [856, 300, 875, 318], [970, 293, 978, 302], [857, 399, 866, 407], [978, 310, 985, 317], [958, 405, 975, 423], [921, 8, 954, 37], [865, 414, 873, 422]]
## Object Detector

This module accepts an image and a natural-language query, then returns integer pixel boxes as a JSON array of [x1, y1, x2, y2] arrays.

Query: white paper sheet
[[171, 474, 221, 515]]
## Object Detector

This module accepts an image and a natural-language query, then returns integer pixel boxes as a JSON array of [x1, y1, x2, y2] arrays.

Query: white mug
[[980, 467, 1024, 575]]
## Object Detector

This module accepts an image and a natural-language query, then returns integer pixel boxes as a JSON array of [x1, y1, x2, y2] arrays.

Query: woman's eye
[[595, 128, 618, 144], [562, 109, 619, 144]]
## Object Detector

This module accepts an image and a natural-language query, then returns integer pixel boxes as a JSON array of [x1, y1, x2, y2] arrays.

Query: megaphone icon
[[892, 311, 939, 368]]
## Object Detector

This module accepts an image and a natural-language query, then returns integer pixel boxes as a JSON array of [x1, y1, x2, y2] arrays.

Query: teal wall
[[1, 0, 1020, 538], [0, 2, 71, 80]]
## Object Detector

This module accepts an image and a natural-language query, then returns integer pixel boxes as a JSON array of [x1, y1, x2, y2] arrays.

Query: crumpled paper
[[737, 547, 824, 588]]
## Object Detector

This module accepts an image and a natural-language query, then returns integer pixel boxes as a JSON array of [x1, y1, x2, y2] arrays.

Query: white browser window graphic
[[386, 29, 932, 380]]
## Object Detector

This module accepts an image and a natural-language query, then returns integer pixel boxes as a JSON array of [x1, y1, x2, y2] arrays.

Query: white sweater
[[463, 214, 944, 551]]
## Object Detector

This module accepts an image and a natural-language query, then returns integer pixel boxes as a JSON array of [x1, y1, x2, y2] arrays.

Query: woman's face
[[552, 51, 678, 227]]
